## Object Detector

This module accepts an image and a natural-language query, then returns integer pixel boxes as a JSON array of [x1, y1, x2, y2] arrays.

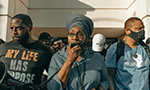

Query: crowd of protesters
[[0, 13, 149, 90]]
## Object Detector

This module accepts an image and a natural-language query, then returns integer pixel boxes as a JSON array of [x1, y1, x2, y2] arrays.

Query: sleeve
[[0, 44, 8, 60], [99, 57, 110, 90], [47, 54, 63, 90], [105, 43, 117, 68]]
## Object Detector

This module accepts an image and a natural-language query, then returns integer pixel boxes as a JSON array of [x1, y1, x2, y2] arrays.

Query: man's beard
[[13, 31, 30, 44]]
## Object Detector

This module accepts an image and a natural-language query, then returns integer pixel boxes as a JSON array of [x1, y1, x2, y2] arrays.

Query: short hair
[[124, 17, 142, 29], [12, 14, 33, 26], [146, 37, 150, 44], [38, 32, 51, 41]]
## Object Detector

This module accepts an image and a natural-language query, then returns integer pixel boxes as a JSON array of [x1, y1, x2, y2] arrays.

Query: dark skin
[[108, 19, 144, 90], [58, 26, 84, 89], [58, 26, 105, 90], [10, 18, 34, 43], [10, 18, 48, 85], [52, 42, 64, 52]]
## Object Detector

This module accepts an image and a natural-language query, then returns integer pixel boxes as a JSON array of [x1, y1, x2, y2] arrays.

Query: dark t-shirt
[[0, 40, 53, 85], [100, 48, 107, 59]]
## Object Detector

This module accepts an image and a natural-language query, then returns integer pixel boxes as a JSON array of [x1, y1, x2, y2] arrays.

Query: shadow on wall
[[29, 0, 95, 38], [52, 0, 95, 22], [0, 4, 2, 15], [93, 18, 124, 23], [0, 4, 3, 38], [132, 11, 136, 16], [29, 0, 95, 27], [0, 4, 2, 12], [64, 0, 95, 15]]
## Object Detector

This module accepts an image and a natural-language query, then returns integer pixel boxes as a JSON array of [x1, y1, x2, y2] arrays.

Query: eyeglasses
[[68, 33, 84, 38]]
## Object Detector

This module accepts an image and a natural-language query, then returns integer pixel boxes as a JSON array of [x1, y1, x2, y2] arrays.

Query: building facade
[[0, 0, 150, 42]]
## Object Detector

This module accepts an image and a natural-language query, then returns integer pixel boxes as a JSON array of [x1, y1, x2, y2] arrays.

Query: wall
[[1, 0, 150, 41], [29, 0, 128, 28], [28, 0, 131, 39]]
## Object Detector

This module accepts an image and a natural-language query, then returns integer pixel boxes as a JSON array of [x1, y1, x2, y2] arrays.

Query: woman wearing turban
[[47, 14, 109, 90]]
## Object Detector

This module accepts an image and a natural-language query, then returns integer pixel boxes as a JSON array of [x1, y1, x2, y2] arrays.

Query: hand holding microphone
[[67, 43, 82, 64]]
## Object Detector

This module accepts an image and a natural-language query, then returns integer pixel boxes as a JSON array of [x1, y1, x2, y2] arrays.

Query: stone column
[[0, 0, 28, 42]]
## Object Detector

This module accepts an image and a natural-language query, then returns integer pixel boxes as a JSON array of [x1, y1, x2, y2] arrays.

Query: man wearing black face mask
[[105, 17, 150, 90], [38, 32, 51, 46], [0, 14, 53, 90], [50, 37, 65, 53], [127, 28, 145, 44]]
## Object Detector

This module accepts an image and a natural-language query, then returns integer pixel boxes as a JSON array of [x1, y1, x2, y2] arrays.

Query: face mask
[[43, 42, 50, 46], [127, 29, 145, 42], [57, 43, 61, 50]]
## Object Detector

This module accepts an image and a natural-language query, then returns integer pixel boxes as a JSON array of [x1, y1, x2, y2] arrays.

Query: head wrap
[[66, 14, 93, 39]]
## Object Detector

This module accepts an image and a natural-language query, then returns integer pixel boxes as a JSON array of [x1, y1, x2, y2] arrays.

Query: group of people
[[38, 32, 65, 54], [0, 13, 149, 90]]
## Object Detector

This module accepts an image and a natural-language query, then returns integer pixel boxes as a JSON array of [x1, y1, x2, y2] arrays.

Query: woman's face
[[67, 26, 86, 45]]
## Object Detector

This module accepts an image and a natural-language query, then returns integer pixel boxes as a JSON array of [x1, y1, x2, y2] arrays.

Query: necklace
[[124, 40, 138, 58], [132, 47, 138, 58]]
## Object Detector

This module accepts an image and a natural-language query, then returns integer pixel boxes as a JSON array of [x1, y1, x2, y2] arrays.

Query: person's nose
[[72, 34, 79, 39], [12, 28, 18, 34]]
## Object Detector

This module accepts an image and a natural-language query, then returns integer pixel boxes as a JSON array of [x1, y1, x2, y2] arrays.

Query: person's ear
[[29, 25, 33, 32], [125, 28, 130, 35]]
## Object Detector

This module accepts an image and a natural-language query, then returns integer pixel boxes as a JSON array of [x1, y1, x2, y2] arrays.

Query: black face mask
[[127, 29, 145, 43], [57, 43, 61, 50], [51, 46, 57, 51]]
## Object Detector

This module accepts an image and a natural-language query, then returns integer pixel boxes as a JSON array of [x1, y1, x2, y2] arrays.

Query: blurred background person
[[38, 32, 53, 85], [38, 32, 51, 46], [50, 37, 65, 53], [92, 33, 107, 59]]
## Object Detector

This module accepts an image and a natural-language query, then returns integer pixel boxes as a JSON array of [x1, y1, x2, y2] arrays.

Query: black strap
[[38, 69, 60, 89], [139, 41, 150, 58], [116, 39, 125, 62], [116, 40, 150, 62], [138, 41, 150, 87]]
